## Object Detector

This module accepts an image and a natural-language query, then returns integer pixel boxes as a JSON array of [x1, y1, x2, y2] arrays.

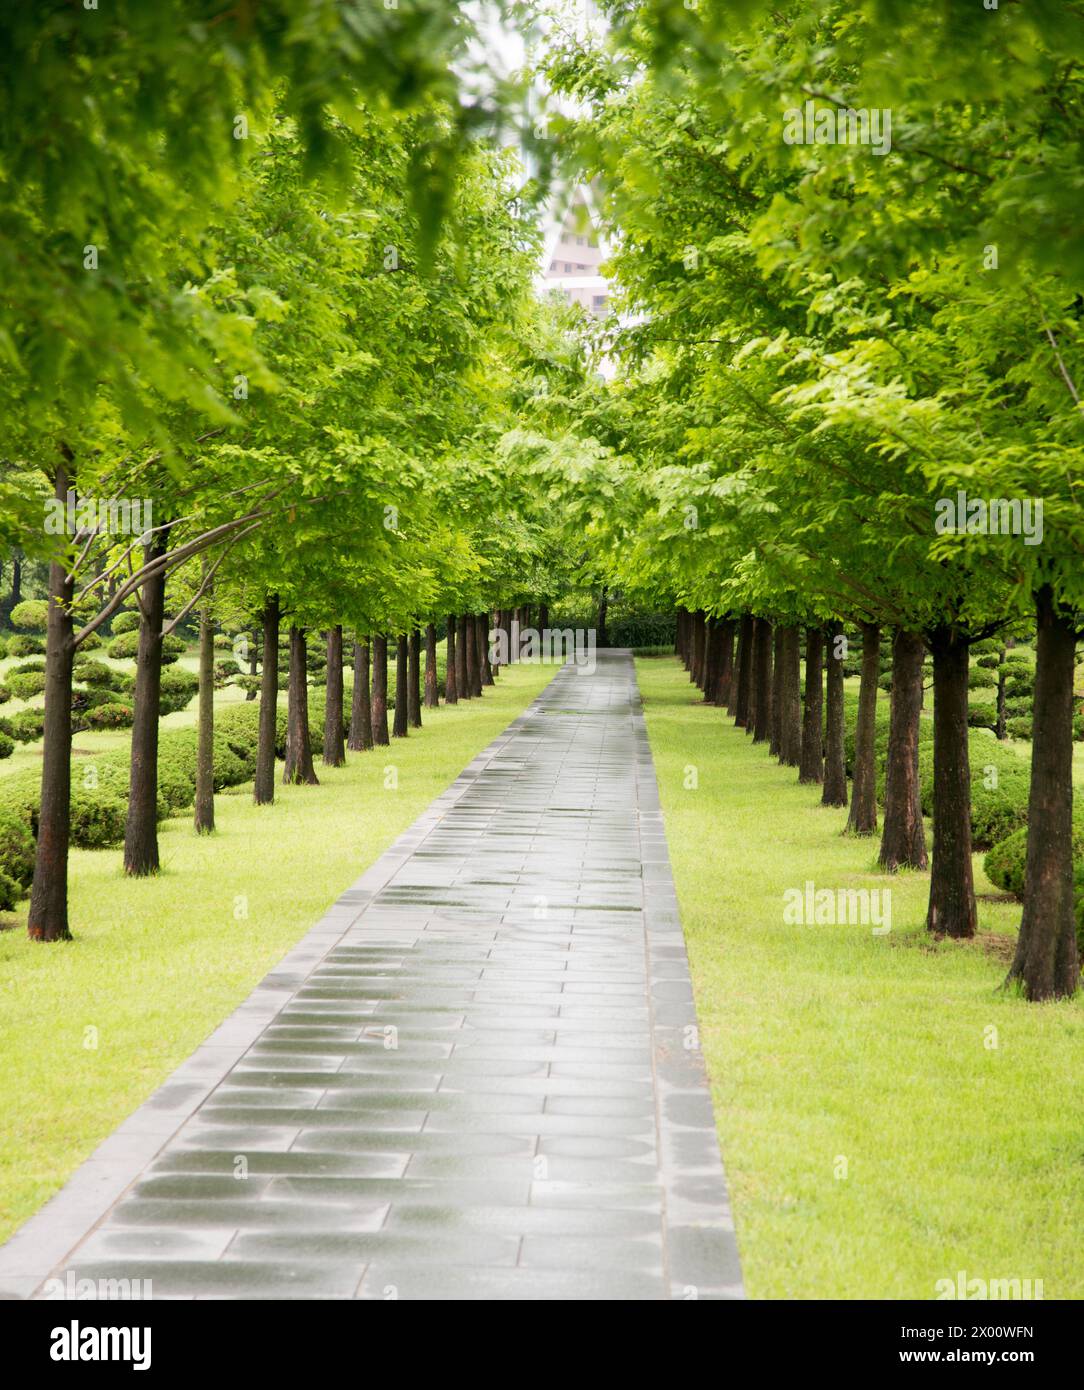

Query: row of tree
[[1, 5, 590, 944], [517, 0, 1084, 1000]]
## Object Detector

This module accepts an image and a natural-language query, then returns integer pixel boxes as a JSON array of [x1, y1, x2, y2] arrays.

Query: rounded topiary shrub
[[110, 611, 140, 635], [985, 815, 1084, 959], [918, 736, 1031, 849], [159, 666, 199, 715], [74, 658, 120, 689], [968, 700, 997, 730], [79, 630, 103, 651], [70, 688, 114, 732], [84, 701, 135, 730], [1004, 669, 1035, 699], [160, 634, 186, 665], [6, 669, 47, 701], [1007, 715, 1033, 739], [0, 732, 14, 760], [8, 634, 45, 657], [0, 808, 35, 891], [155, 756, 196, 815], [975, 653, 1001, 670], [69, 791, 127, 848], [9, 709, 45, 742], [0, 869, 23, 912], [967, 667, 997, 692], [213, 633, 231, 650], [0, 682, 10, 706], [107, 631, 139, 660], [9, 599, 48, 632]]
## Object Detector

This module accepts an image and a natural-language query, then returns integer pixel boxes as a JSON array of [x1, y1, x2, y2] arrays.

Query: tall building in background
[[538, 182, 609, 318]]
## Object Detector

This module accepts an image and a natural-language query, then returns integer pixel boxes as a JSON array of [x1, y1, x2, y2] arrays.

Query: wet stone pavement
[[2, 650, 743, 1301]]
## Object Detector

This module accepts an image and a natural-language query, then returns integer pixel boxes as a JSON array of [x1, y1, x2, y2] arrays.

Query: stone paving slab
[[0, 650, 743, 1301]]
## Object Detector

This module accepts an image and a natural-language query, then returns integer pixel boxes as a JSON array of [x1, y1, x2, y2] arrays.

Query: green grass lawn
[[637, 655, 1084, 1301], [0, 662, 555, 1245]]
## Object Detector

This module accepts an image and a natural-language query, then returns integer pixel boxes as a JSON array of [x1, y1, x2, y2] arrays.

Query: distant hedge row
[[0, 701, 353, 902], [842, 692, 1033, 851]]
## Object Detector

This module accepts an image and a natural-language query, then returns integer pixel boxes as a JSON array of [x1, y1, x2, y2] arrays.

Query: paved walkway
[[1, 651, 742, 1300]]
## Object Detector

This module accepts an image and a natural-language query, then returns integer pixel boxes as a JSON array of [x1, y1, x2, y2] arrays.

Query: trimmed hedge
[[919, 733, 1031, 850], [7, 670, 47, 700], [84, 701, 136, 730], [0, 698, 347, 864], [842, 692, 1031, 848], [0, 808, 35, 908], [107, 632, 139, 660], [984, 813, 1084, 958], [8, 634, 44, 657], [159, 666, 199, 715], [9, 599, 48, 631], [9, 709, 44, 742], [967, 699, 997, 731]]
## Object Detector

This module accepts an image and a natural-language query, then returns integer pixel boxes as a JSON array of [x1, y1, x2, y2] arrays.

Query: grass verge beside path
[[0, 663, 555, 1245], [637, 655, 1084, 1300]]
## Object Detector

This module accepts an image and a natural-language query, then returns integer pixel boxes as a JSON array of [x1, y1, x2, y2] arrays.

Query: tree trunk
[[746, 617, 760, 734], [323, 625, 346, 766], [713, 618, 735, 707], [702, 617, 719, 701], [733, 614, 753, 723], [846, 622, 880, 835], [371, 634, 390, 744], [752, 618, 774, 744], [463, 613, 479, 697], [691, 610, 705, 687], [392, 634, 409, 737], [995, 650, 1008, 740], [254, 594, 279, 804], [822, 622, 848, 806], [10, 552, 21, 608], [27, 476, 75, 942], [798, 627, 824, 785], [478, 614, 494, 686], [194, 566, 215, 834], [445, 615, 459, 704], [246, 638, 258, 700], [879, 629, 927, 871], [537, 602, 549, 636], [124, 531, 168, 875], [348, 636, 373, 751], [283, 626, 318, 784], [597, 586, 609, 648], [408, 628, 422, 728], [769, 625, 785, 756], [1006, 588, 1079, 998], [925, 625, 976, 937], [781, 627, 803, 766], [456, 611, 471, 697], [424, 623, 439, 707], [488, 609, 501, 679]]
